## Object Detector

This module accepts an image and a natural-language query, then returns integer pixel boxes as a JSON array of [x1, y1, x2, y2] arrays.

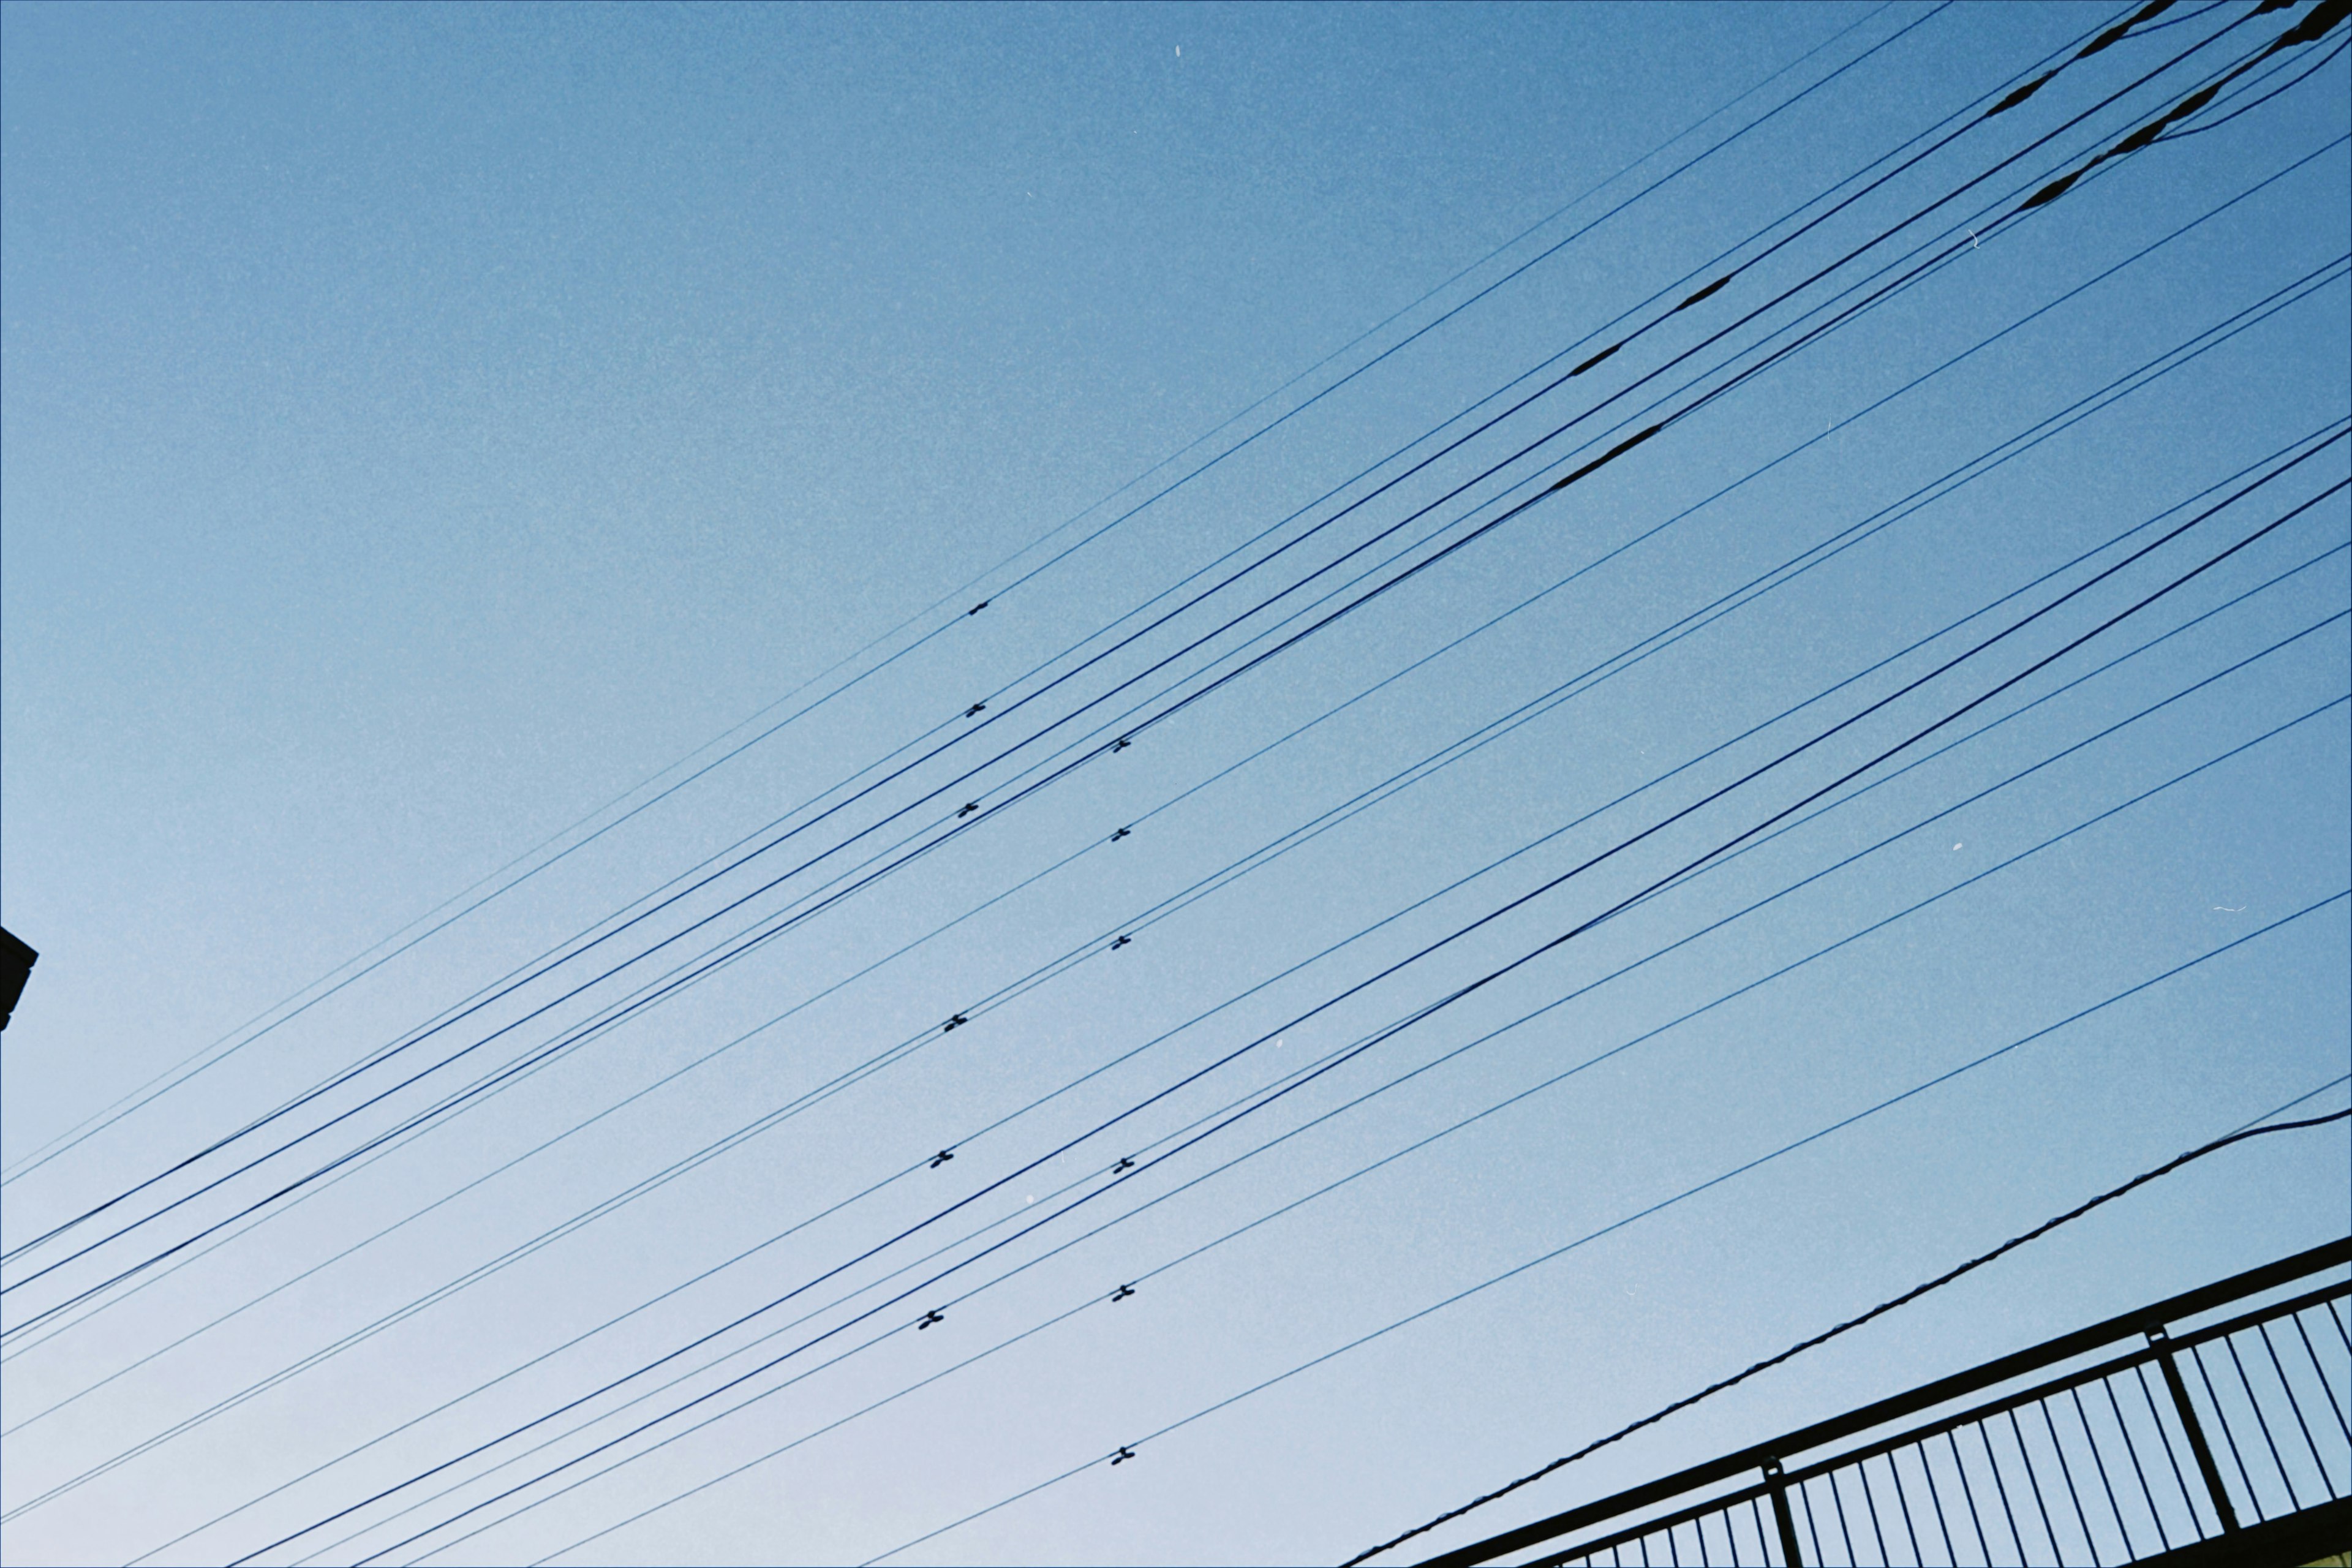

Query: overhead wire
[[451, 696, 2352, 1568], [88, 404, 2352, 1568], [13, 3, 2333, 1561], [221, 440, 2350, 1564], [9, 177, 2342, 1382], [4, 0, 2182, 1260], [66, 401, 2352, 1544], [298, 606, 2352, 1568], [115, 541, 2352, 1559], [867, 1054, 2352, 1567], [0, 0, 1942, 1199], [1352, 1104, 2352, 1562], [16, 207, 2332, 1351]]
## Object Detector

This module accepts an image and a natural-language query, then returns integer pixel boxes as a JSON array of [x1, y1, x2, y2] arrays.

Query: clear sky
[[2, 2, 2346, 1564]]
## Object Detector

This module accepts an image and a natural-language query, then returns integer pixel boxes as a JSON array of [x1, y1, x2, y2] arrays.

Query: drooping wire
[[64, 396, 2352, 1544], [309, 625, 2352, 1568], [867, 1053, 2352, 1568], [224, 450, 2348, 1566], [0, 0, 2170, 1256], [85, 399, 2352, 1560], [0, 0, 1934, 1198], [12, 239, 2342, 1377], [1352, 1115, 2352, 1563]]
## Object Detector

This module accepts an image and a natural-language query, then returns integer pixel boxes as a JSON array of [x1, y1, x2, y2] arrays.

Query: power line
[[1355, 1112, 2352, 1564], [4, 1, 2177, 1262], [0, 0, 1944, 1202], [21, 251, 2334, 1401], [221, 447, 2347, 1564], [310, 635, 2352, 1568], [75, 454, 2352, 1564], [851, 912, 2352, 1566], [110, 522, 2351, 1557]]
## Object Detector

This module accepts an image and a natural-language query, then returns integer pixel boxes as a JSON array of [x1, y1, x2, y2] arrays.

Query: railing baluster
[[2071, 1383, 2132, 1561], [1798, 1475, 1828, 1568], [1977, 1419, 2027, 1564], [2102, 1374, 2168, 1553], [2005, 1407, 2064, 1564], [1947, 1428, 1992, 1566], [1828, 1467, 1858, 1566], [2288, 1310, 2351, 1444], [1916, 1436, 1959, 1566], [2150, 1325, 2242, 1534], [2189, 1340, 2264, 1521], [1856, 1457, 1890, 1565], [2256, 1319, 2332, 1496], [2038, 1396, 2098, 1564], [1883, 1450, 1924, 1565]]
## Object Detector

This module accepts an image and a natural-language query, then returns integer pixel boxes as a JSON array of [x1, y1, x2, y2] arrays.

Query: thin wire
[[859, 921, 2352, 1566], [13, 251, 2333, 1354], [105, 415, 2352, 1566], [2157, 36, 2352, 138], [0, 0, 1928, 1196], [4, 47, 2174, 1290], [238, 459, 2347, 1566], [1351, 1108, 2352, 1564], [341, 637, 2352, 1568], [3, 0, 2154, 1250]]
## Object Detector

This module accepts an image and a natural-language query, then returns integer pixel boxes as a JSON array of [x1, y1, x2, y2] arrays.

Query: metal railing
[[1421, 1240, 2351, 1567]]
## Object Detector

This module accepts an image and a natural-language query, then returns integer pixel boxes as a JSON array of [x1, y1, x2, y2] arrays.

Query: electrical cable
[[2157, 35, 2352, 139], [0, 0, 2182, 1260], [13, 239, 2333, 1363], [1351, 1117, 2352, 1562], [111, 544, 2352, 1559], [296, 624, 2352, 1568], [22, 260, 2336, 1394], [88, 430, 2352, 1568], [868, 1051, 2352, 1567], [223, 451, 2349, 1565], [0, 0, 1946, 1201]]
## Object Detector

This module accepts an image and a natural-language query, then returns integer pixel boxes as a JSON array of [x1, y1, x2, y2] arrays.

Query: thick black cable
[[233, 452, 2347, 1566], [870, 1042, 2352, 1567], [450, 695, 2352, 1568], [13, 227, 2341, 1352], [13, 232, 2333, 1335], [2158, 34, 2352, 138], [3, 2, 2167, 1262], [329, 631, 2352, 1568], [0, 0, 1967, 1223], [4, 0, 2314, 1382], [1, 3, 1925, 1204], [92, 409, 2351, 1563], [1351, 1112, 2352, 1562]]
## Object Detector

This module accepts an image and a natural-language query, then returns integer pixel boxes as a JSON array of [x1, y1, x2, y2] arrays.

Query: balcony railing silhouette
[[1421, 1238, 2351, 1568]]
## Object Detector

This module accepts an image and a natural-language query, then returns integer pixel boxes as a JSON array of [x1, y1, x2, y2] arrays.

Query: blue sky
[[2, 3, 2347, 1564]]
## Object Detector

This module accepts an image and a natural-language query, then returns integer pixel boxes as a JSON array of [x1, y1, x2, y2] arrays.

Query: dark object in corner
[[0, 929, 37, 1031]]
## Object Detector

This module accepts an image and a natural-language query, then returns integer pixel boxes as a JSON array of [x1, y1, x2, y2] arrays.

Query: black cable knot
[[918, 1310, 944, 1330], [930, 1148, 956, 1169]]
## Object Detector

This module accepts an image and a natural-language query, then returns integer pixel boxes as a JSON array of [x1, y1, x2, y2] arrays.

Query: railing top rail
[[1415, 1238, 2351, 1568], [1503, 1277, 2352, 1568]]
